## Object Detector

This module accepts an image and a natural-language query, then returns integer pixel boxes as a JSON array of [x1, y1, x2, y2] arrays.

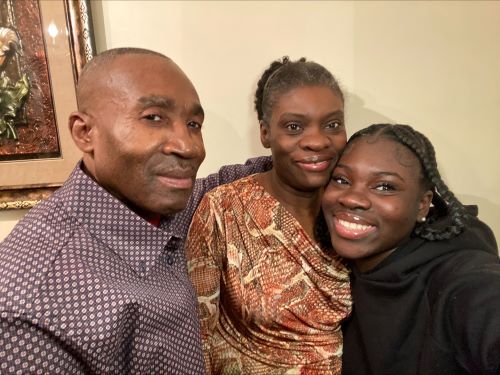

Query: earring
[[420, 217, 426, 223]]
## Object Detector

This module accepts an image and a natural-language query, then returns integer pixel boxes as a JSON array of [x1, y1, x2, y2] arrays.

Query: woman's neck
[[256, 170, 323, 239]]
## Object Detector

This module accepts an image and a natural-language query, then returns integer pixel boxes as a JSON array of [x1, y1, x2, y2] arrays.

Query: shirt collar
[[60, 163, 179, 276]]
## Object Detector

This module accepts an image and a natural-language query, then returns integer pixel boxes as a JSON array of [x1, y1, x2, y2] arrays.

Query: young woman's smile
[[322, 137, 432, 271]]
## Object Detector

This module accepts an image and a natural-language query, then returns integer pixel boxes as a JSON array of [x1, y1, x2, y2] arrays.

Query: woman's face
[[260, 85, 346, 193], [321, 137, 432, 271]]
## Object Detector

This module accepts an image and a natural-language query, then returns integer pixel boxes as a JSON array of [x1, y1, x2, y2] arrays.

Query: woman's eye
[[187, 120, 202, 130], [144, 114, 162, 122]]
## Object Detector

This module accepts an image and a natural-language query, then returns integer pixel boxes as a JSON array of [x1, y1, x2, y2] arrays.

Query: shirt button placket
[[139, 260, 147, 274], [164, 239, 178, 267]]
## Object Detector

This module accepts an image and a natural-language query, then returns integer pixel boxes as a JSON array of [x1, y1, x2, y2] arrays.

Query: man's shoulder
[[1, 193, 78, 272], [8, 189, 75, 235]]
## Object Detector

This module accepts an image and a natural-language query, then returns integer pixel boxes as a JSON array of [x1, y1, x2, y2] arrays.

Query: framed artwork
[[0, 0, 95, 210]]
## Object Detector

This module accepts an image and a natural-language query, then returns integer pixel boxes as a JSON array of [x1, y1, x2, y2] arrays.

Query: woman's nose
[[299, 126, 331, 151]]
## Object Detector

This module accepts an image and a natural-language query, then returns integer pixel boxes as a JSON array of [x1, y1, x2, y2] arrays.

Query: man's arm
[[194, 155, 272, 203], [174, 156, 272, 235]]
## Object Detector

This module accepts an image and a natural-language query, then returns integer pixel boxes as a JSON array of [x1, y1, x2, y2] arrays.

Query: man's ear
[[417, 190, 433, 223], [69, 111, 94, 153], [259, 120, 271, 149]]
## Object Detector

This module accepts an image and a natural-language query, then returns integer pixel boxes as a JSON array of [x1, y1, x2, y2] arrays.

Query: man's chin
[[129, 192, 192, 219], [155, 193, 192, 216]]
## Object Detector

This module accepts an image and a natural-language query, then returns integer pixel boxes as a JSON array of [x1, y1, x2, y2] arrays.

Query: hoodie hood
[[356, 212, 498, 282]]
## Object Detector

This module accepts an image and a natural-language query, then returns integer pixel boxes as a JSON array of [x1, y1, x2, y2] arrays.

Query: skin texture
[[69, 53, 206, 218], [322, 137, 433, 272], [256, 85, 346, 237]]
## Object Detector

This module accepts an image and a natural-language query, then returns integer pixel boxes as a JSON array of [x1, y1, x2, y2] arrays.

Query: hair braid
[[348, 124, 471, 241]]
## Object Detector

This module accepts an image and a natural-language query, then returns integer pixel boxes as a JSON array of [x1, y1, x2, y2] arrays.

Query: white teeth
[[338, 218, 373, 231]]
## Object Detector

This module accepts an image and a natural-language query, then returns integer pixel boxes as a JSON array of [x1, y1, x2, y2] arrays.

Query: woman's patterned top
[[186, 174, 352, 374]]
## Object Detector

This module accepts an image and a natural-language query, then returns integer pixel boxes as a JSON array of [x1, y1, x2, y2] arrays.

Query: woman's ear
[[69, 111, 94, 153], [260, 120, 271, 149], [417, 190, 433, 223]]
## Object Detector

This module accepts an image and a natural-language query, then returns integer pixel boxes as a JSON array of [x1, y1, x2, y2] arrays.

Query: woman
[[186, 57, 352, 374], [321, 123, 500, 375]]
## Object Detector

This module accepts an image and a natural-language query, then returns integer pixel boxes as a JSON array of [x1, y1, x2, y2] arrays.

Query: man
[[0, 48, 269, 374]]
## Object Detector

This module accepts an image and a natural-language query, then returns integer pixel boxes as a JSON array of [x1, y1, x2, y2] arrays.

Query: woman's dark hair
[[254, 56, 344, 123], [348, 123, 472, 241]]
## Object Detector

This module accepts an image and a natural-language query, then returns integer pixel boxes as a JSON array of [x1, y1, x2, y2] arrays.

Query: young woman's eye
[[144, 114, 162, 122], [187, 120, 202, 130], [285, 122, 302, 132], [332, 175, 349, 185], [374, 183, 395, 191]]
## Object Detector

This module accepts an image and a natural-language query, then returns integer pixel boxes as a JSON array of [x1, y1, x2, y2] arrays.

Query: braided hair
[[348, 124, 471, 241], [254, 56, 344, 123]]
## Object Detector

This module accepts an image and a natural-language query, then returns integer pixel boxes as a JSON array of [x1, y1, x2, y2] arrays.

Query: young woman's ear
[[69, 111, 94, 153], [417, 190, 433, 223], [260, 120, 271, 149]]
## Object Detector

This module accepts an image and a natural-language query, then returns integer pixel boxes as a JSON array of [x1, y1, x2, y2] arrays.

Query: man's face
[[82, 54, 206, 217]]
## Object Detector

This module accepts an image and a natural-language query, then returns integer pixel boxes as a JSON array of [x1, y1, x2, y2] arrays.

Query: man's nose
[[161, 121, 203, 159]]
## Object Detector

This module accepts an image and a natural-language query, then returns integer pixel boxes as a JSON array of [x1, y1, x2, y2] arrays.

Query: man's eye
[[144, 114, 162, 122], [374, 183, 395, 191], [325, 120, 342, 129], [187, 120, 202, 130]]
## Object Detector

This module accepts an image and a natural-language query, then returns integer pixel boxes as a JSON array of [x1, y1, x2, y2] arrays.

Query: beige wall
[[1, 1, 499, 242]]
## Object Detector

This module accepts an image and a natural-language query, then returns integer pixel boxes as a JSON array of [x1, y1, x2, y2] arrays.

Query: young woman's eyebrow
[[334, 164, 405, 182]]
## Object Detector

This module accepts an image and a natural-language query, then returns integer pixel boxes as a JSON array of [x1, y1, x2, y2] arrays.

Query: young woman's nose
[[337, 187, 371, 210]]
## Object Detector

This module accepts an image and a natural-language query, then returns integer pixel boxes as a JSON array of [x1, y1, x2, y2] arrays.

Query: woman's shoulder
[[203, 174, 266, 202]]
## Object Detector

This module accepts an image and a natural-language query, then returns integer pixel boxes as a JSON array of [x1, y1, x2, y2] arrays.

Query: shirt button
[[165, 256, 174, 266], [139, 260, 147, 274]]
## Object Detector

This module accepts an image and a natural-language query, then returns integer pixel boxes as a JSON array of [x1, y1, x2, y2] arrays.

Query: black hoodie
[[342, 216, 500, 375]]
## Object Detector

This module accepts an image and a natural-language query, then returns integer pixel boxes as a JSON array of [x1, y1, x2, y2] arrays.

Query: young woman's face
[[321, 137, 432, 271], [260, 85, 346, 193]]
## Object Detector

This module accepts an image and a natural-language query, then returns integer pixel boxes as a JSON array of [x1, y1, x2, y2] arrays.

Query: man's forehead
[[95, 54, 194, 95], [106, 53, 177, 77], [77, 51, 196, 111]]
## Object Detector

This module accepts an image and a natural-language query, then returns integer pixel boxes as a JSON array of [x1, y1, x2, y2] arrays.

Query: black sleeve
[[428, 250, 500, 374]]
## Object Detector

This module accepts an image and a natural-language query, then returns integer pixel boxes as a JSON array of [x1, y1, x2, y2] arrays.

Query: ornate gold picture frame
[[0, 0, 95, 210]]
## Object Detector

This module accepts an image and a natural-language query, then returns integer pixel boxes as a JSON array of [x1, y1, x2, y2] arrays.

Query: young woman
[[321, 123, 500, 375], [186, 57, 352, 374]]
